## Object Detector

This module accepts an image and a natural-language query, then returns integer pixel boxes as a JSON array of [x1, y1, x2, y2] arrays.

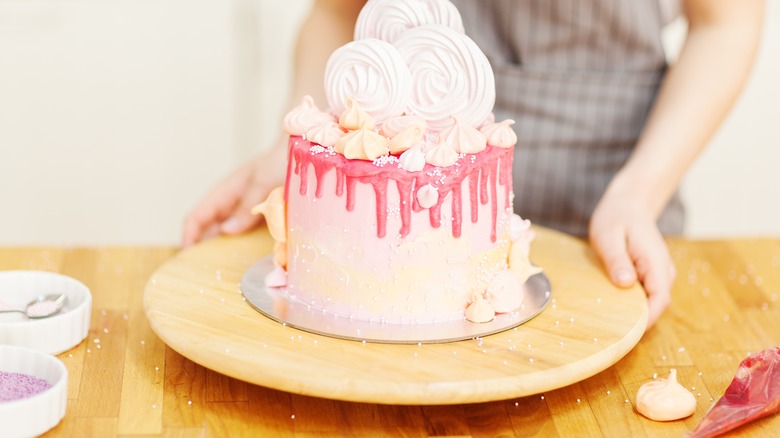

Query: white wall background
[[0, 0, 777, 245]]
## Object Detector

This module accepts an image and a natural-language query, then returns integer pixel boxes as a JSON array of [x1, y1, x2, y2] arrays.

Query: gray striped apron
[[452, 0, 685, 237]]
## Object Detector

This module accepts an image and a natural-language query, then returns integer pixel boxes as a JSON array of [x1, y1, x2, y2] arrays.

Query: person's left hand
[[588, 191, 676, 329]]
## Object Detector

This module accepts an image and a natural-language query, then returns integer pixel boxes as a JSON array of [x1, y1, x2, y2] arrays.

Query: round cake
[[253, 0, 541, 325]]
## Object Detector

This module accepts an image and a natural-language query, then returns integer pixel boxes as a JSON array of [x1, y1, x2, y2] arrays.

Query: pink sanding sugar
[[0, 371, 52, 402]]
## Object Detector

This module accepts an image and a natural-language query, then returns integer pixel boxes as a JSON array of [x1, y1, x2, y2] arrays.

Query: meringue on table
[[636, 369, 697, 421]]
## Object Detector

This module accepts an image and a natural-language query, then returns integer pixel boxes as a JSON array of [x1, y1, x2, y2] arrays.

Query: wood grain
[[142, 227, 647, 405], [0, 233, 778, 437]]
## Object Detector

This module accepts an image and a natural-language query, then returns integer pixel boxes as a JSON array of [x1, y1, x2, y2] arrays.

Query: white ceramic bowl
[[0, 271, 92, 355], [0, 345, 68, 437]]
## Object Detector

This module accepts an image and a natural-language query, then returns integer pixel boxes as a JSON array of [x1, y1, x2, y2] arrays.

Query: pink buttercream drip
[[500, 155, 512, 206], [284, 142, 294, 202], [397, 178, 414, 237], [288, 137, 512, 241], [468, 172, 479, 223], [488, 160, 498, 242], [336, 168, 345, 197]]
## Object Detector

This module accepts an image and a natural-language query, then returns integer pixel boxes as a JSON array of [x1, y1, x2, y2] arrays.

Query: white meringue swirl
[[324, 39, 411, 125], [420, 0, 464, 32], [354, 0, 464, 43], [394, 25, 495, 130]]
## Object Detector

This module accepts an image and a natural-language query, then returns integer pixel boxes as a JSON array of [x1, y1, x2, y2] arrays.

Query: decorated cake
[[253, 0, 541, 325]]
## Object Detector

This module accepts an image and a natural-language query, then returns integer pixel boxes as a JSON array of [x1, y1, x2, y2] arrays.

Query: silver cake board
[[240, 256, 551, 344]]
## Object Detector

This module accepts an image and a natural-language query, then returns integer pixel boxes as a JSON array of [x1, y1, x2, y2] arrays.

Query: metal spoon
[[0, 294, 67, 319]]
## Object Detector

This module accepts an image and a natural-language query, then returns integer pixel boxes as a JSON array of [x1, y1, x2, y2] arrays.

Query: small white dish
[[0, 271, 92, 355], [0, 345, 68, 438]]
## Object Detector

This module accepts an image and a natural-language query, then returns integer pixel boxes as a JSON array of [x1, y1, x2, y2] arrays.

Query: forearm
[[263, 0, 364, 182], [290, 0, 365, 105], [609, 0, 764, 216]]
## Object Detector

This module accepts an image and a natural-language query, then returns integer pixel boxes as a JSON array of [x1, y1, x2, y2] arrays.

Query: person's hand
[[182, 150, 286, 248], [589, 190, 676, 329]]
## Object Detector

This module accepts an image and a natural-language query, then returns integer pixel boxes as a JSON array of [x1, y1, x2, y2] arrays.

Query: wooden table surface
[[1, 235, 779, 437]]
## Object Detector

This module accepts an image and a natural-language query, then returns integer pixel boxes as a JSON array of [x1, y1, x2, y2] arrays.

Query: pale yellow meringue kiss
[[251, 186, 286, 243], [334, 124, 390, 160], [389, 124, 425, 155], [273, 241, 287, 269], [509, 214, 532, 242], [636, 369, 697, 422], [508, 221, 542, 283], [339, 98, 376, 131], [465, 293, 495, 323]]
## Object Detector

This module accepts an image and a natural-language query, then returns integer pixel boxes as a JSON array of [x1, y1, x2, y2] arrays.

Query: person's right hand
[[182, 151, 286, 248]]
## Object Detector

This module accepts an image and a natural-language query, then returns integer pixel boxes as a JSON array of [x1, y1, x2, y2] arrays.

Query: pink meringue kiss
[[636, 369, 697, 421]]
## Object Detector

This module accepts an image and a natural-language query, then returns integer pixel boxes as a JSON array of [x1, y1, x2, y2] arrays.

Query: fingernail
[[220, 218, 243, 234], [613, 268, 635, 285]]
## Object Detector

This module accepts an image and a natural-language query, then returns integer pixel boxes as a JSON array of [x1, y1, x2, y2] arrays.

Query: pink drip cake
[[253, 0, 541, 325]]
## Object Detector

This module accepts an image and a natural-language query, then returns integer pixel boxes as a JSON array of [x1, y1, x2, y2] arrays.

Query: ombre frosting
[[281, 136, 514, 323]]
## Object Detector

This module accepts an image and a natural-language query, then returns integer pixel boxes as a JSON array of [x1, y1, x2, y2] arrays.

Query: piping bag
[[687, 346, 780, 437]]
